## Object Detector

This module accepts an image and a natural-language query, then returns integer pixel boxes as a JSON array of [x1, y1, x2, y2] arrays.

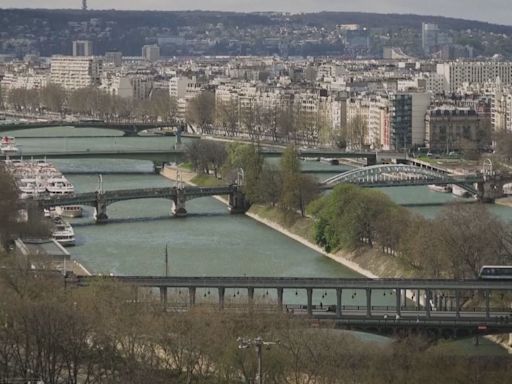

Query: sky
[[2, 0, 512, 26]]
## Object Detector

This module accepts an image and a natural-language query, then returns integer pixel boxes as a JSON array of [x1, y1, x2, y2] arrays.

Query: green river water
[[6, 126, 511, 355]]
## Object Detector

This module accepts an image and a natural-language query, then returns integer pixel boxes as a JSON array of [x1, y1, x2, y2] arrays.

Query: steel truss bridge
[[322, 164, 482, 189], [71, 275, 512, 339], [35, 185, 249, 222]]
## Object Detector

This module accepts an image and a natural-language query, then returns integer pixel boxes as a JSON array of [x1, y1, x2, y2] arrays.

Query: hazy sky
[[2, 0, 512, 25]]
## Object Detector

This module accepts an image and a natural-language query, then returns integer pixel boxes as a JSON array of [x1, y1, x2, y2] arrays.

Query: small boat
[[428, 184, 452, 193], [55, 205, 83, 218], [1, 136, 19, 156], [51, 217, 75, 246]]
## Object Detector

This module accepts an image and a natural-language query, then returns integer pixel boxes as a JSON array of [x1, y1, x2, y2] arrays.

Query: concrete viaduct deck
[[72, 276, 512, 338]]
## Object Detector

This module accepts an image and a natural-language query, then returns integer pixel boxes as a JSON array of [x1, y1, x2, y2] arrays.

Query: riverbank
[[160, 164, 401, 280], [160, 164, 512, 351], [496, 196, 512, 208]]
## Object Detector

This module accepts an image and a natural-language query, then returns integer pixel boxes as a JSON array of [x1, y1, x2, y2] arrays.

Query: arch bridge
[[321, 164, 510, 203], [35, 185, 249, 223]]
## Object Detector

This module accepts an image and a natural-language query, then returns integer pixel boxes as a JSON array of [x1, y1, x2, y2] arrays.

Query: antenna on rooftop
[[82, 0, 88, 11]]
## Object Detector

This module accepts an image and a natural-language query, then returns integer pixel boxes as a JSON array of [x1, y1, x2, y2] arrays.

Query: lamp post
[[237, 336, 279, 384]]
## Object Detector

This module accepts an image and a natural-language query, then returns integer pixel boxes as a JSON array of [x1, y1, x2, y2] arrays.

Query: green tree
[[279, 146, 301, 212], [224, 143, 264, 202], [309, 184, 395, 250]]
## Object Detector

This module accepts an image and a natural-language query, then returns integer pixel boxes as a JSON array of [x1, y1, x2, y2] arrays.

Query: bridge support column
[[485, 290, 491, 319], [229, 189, 250, 214], [189, 287, 196, 307], [172, 189, 187, 217], [218, 287, 225, 310], [366, 288, 372, 318], [95, 195, 108, 224], [455, 290, 460, 319], [426, 289, 431, 319], [396, 289, 401, 317], [248, 287, 254, 308], [160, 287, 167, 307], [306, 288, 313, 316], [416, 289, 421, 310], [476, 180, 505, 203], [336, 288, 342, 318], [277, 288, 284, 312]]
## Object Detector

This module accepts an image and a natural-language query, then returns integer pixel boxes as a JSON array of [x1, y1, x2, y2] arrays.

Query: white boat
[[451, 184, 471, 198], [51, 217, 75, 246], [46, 176, 75, 195], [18, 178, 47, 199], [56, 205, 83, 218], [428, 184, 452, 193], [1, 136, 19, 156], [44, 207, 57, 218]]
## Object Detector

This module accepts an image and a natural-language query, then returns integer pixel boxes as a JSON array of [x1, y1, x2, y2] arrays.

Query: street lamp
[[237, 336, 279, 384]]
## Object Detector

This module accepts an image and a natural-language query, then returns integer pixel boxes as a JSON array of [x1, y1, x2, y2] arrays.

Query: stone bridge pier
[[94, 193, 109, 224], [171, 188, 187, 217], [229, 189, 250, 214], [476, 177, 506, 203]]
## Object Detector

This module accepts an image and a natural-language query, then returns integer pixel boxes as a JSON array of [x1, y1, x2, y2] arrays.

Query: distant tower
[[82, 0, 87, 11]]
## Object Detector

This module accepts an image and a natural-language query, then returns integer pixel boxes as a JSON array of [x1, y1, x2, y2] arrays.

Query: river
[[6, 126, 511, 354]]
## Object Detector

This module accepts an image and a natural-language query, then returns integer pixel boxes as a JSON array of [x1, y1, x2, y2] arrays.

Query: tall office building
[[73, 40, 93, 56], [142, 45, 160, 62], [389, 93, 413, 150], [50, 56, 103, 90], [422, 23, 439, 55]]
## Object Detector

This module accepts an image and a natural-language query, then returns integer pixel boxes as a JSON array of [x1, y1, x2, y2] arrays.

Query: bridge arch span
[[322, 164, 454, 188]]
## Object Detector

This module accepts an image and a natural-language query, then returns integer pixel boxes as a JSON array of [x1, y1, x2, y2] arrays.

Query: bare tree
[[217, 99, 239, 137], [186, 91, 215, 133], [347, 115, 368, 150], [39, 84, 66, 115]]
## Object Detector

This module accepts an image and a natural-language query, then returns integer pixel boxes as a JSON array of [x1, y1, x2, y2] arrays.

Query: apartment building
[[50, 56, 102, 90], [169, 76, 202, 118], [437, 62, 512, 93], [425, 106, 481, 151]]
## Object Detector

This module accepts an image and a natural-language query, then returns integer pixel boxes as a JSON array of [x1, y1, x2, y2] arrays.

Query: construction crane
[[82, 0, 88, 11]]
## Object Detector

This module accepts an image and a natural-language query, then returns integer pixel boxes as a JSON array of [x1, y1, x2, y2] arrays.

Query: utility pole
[[237, 337, 279, 384], [165, 244, 169, 277]]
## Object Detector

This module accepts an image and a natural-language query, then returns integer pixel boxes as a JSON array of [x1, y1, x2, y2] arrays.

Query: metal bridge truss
[[322, 164, 479, 189], [36, 186, 236, 208]]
